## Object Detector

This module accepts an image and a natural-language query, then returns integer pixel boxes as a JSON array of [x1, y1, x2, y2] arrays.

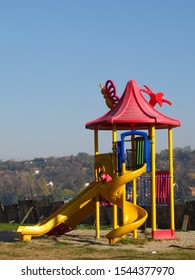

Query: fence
[[0, 199, 195, 230]]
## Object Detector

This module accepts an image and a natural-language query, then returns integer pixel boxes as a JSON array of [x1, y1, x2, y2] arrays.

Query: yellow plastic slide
[[17, 165, 147, 242], [16, 180, 101, 241], [101, 164, 148, 242]]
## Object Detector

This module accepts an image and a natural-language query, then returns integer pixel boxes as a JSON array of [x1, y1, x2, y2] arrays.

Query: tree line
[[0, 148, 194, 205]]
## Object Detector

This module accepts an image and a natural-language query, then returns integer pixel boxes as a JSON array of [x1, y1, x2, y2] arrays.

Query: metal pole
[[168, 128, 175, 230], [94, 128, 100, 239]]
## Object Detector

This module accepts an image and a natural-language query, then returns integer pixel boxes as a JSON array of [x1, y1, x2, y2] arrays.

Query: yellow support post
[[94, 128, 100, 239], [112, 125, 118, 230], [132, 178, 137, 238], [168, 128, 175, 231], [95, 199, 100, 239], [131, 134, 137, 238], [121, 162, 126, 239], [151, 126, 157, 233], [94, 129, 99, 154]]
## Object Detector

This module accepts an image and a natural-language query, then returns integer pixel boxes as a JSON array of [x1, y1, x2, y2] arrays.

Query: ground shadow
[[169, 244, 195, 250], [0, 231, 19, 242]]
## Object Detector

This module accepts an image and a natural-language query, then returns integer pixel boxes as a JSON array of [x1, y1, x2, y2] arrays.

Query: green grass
[[119, 237, 147, 246], [0, 222, 21, 231], [76, 224, 113, 230], [0, 223, 112, 231]]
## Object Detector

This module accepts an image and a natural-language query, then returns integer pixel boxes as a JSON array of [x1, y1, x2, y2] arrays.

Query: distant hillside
[[0, 153, 94, 205], [0, 147, 194, 205]]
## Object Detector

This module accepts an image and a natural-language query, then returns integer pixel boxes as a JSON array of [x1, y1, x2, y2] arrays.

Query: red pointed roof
[[86, 80, 181, 130]]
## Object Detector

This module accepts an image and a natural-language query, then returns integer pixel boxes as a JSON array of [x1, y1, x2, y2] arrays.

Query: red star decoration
[[140, 85, 172, 107]]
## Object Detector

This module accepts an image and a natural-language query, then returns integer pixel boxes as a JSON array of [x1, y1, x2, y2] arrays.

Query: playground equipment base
[[152, 229, 176, 240]]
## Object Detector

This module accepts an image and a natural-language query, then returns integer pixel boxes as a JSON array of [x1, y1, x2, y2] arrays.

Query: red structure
[[86, 80, 180, 130]]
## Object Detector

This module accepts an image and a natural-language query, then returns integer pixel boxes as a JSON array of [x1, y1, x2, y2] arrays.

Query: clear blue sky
[[0, 0, 195, 160]]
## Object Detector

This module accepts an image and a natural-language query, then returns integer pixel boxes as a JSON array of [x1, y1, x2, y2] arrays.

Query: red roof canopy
[[86, 80, 181, 130]]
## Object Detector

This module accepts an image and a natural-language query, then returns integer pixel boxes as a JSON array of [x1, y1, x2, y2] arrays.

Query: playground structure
[[16, 79, 181, 243]]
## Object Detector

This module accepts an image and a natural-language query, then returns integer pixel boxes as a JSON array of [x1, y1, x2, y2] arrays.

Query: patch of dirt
[[62, 228, 195, 252], [0, 228, 195, 259]]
